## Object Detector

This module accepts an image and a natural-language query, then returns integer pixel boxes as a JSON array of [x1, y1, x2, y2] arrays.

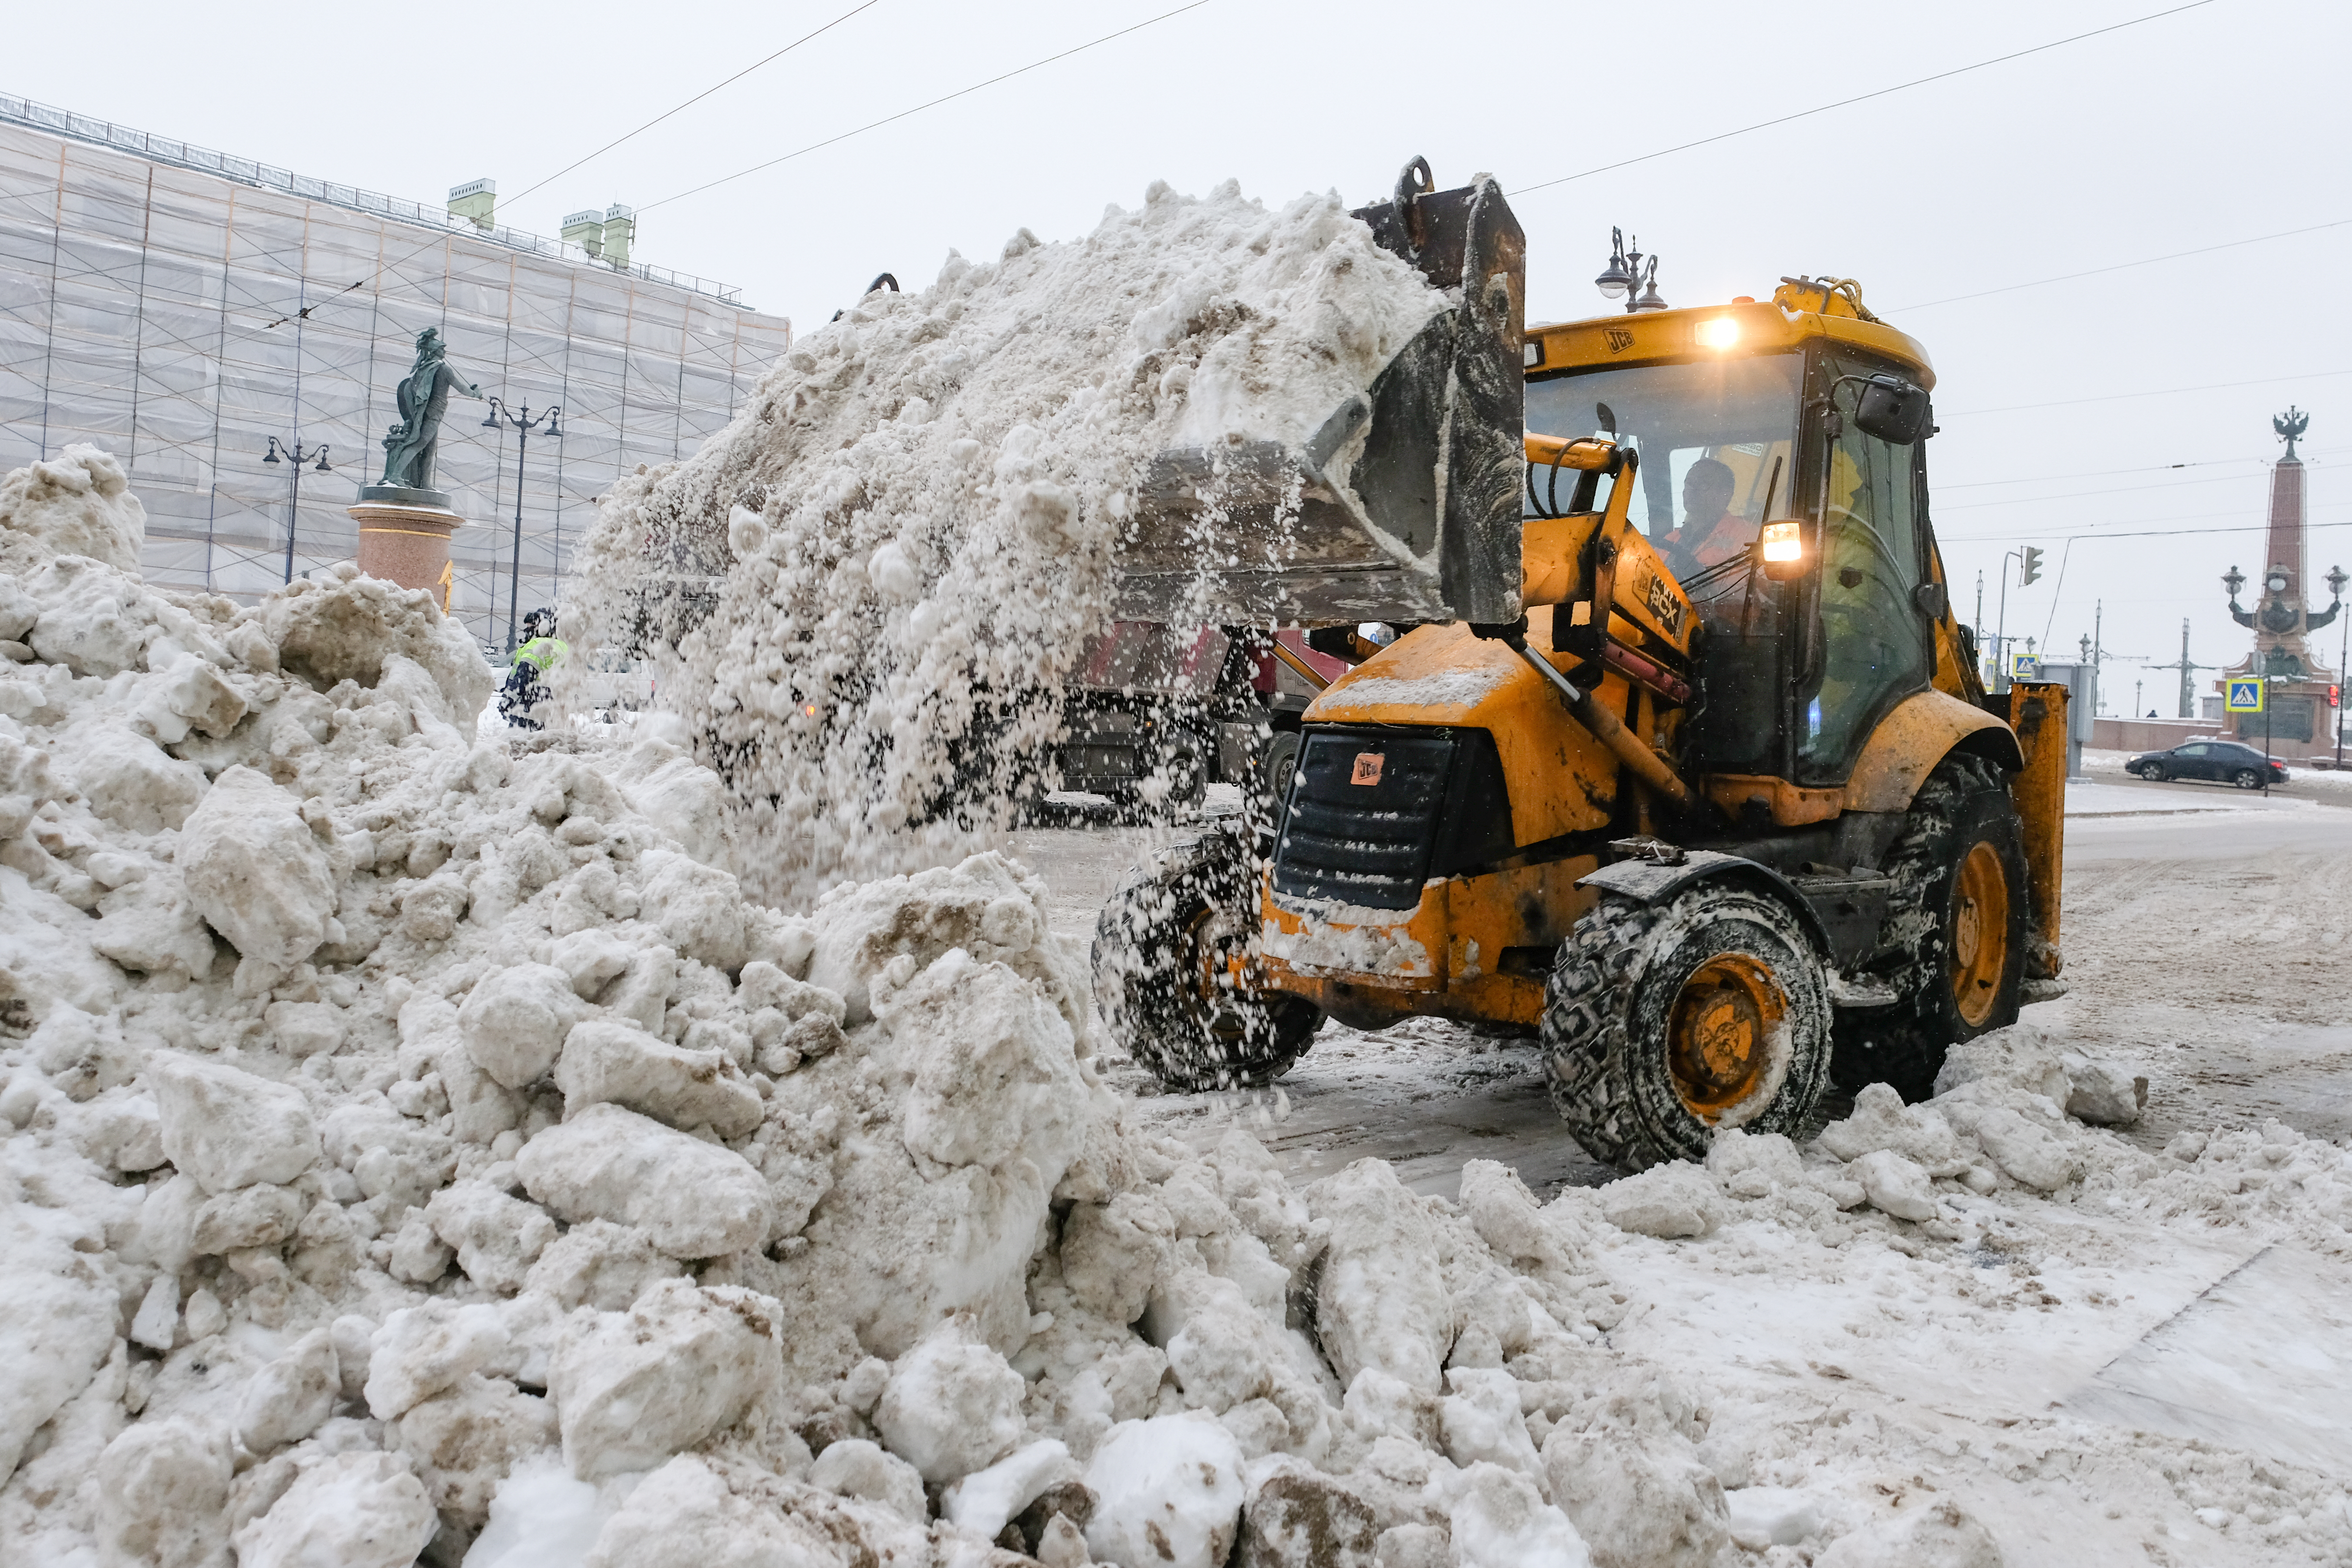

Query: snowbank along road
[[4, 178, 2351, 1568]]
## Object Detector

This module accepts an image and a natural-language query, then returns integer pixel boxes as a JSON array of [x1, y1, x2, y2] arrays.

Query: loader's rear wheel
[[1542, 884, 1833, 1171], [1092, 827, 1322, 1091], [1831, 754, 2030, 1101]]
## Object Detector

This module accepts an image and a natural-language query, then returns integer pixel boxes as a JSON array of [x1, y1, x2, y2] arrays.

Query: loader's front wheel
[[1542, 884, 1834, 1171], [1093, 827, 1322, 1091], [1831, 753, 2030, 1102]]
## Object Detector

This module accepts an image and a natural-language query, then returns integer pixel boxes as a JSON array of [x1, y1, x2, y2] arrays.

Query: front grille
[[1272, 729, 1458, 909]]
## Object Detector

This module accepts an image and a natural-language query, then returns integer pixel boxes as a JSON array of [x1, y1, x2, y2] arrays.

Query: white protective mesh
[[0, 113, 792, 652]]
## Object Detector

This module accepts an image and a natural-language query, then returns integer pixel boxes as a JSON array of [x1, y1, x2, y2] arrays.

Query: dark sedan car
[[2125, 739, 2289, 789]]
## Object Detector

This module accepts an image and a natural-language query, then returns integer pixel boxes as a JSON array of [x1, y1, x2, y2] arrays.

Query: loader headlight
[[1694, 317, 1741, 350], [1760, 521, 1805, 580]]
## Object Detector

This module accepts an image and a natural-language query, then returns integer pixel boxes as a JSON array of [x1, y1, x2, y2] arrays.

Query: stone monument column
[[2220, 408, 2343, 752], [351, 326, 483, 606]]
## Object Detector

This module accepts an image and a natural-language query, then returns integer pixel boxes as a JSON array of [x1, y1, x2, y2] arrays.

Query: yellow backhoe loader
[[1093, 161, 2069, 1171]]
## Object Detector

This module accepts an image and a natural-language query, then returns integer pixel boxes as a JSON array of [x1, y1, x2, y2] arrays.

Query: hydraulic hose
[[1503, 637, 1694, 812]]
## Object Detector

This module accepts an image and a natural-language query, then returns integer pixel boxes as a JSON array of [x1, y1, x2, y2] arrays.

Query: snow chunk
[[458, 963, 581, 1088], [427, 1181, 559, 1294], [554, 1017, 763, 1138], [525, 1218, 683, 1311], [889, 946, 1088, 1173], [68, 721, 204, 832], [1061, 1189, 1175, 1324], [1442, 1367, 1546, 1484], [548, 1278, 780, 1480], [395, 1375, 558, 1526], [259, 569, 492, 726], [237, 1328, 340, 1454], [232, 1451, 438, 1568], [151, 1053, 321, 1194], [0, 443, 146, 568], [873, 1324, 1027, 1484], [807, 1437, 927, 1524], [366, 1303, 511, 1420], [1310, 1158, 1453, 1395], [941, 1437, 1077, 1539], [1969, 1105, 2080, 1192], [516, 1102, 770, 1258], [1725, 1486, 1831, 1550], [1815, 1083, 1970, 1175], [1597, 1163, 1722, 1239], [1082, 1413, 1245, 1568], [581, 1453, 917, 1568], [178, 765, 338, 972], [95, 1418, 232, 1568], [464, 1453, 612, 1568], [1849, 1149, 1938, 1223], [2061, 1051, 2146, 1125], [1543, 1428, 1729, 1568], [1445, 1461, 1592, 1568]]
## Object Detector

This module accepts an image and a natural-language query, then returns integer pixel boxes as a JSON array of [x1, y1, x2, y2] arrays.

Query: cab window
[[1796, 352, 1932, 781]]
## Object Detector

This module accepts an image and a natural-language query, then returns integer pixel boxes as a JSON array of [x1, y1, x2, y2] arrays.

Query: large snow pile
[[0, 453, 1677, 1568], [565, 181, 1448, 901]]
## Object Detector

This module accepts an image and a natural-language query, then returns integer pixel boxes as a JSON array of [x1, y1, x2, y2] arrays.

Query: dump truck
[[1093, 161, 2068, 1171]]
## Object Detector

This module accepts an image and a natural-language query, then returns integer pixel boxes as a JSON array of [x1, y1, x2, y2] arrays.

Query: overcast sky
[[13, 0, 2349, 709]]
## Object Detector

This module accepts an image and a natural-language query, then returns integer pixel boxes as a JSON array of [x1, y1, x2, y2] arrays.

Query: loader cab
[[1524, 312, 1939, 797]]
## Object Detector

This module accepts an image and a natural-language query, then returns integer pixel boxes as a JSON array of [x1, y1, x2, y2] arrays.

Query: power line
[[1938, 471, 2263, 512], [1942, 369, 2352, 419], [1506, 0, 2213, 198], [1892, 217, 2352, 312], [638, 1, 1212, 215], [1940, 500, 2352, 546], [504, 0, 887, 211], [1940, 456, 2275, 490], [1939, 447, 2349, 493]]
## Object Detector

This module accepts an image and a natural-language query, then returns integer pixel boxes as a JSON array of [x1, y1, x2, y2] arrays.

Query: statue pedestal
[[349, 495, 463, 606]]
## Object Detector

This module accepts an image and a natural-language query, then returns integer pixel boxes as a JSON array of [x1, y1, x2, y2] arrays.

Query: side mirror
[[1854, 374, 1930, 445], [1913, 581, 1949, 620]]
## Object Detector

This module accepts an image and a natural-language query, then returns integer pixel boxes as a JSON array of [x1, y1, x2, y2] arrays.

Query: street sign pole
[[2264, 675, 2273, 795]]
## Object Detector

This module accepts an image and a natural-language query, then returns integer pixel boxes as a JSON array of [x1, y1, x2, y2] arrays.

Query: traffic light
[[2020, 546, 2044, 587], [2331, 685, 2341, 709]]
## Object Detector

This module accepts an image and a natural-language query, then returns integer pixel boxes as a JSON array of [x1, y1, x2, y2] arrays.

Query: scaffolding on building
[[0, 95, 792, 651]]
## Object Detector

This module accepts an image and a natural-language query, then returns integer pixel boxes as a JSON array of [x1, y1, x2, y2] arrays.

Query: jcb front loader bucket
[[1116, 162, 1527, 627]]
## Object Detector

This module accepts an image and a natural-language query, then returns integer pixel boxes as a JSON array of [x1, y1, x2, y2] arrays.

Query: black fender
[[1576, 850, 1834, 959]]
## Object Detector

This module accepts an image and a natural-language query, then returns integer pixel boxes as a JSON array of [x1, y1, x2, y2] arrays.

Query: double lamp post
[[481, 396, 561, 655]]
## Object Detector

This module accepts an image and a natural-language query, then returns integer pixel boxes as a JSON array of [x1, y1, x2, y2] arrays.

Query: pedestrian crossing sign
[[2009, 653, 2041, 680], [2225, 677, 2265, 714]]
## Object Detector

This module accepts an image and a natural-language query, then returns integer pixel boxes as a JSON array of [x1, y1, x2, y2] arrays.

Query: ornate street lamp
[[1594, 227, 1668, 315], [261, 437, 331, 584], [480, 398, 562, 654]]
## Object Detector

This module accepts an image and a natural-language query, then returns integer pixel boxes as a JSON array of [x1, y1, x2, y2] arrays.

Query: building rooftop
[[0, 89, 749, 307]]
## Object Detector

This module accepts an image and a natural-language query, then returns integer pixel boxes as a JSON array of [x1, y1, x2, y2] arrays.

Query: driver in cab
[[1655, 457, 1760, 582]]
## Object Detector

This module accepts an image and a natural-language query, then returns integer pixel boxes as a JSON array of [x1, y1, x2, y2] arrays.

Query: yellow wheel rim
[[1667, 953, 1787, 1119], [1181, 905, 1249, 1044], [1950, 840, 2010, 1028]]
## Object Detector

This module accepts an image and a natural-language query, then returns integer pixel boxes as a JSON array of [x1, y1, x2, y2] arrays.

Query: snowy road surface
[[1017, 772, 2352, 1194], [1012, 777, 2352, 1565]]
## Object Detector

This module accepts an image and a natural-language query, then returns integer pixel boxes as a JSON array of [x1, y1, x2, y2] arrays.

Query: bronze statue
[[2274, 405, 2310, 461], [379, 328, 483, 492]]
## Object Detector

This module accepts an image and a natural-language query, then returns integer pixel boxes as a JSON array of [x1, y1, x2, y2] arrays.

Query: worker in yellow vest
[[499, 609, 568, 729]]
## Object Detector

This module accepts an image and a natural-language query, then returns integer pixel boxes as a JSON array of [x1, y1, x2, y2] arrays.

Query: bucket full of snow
[[1119, 163, 1527, 627]]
